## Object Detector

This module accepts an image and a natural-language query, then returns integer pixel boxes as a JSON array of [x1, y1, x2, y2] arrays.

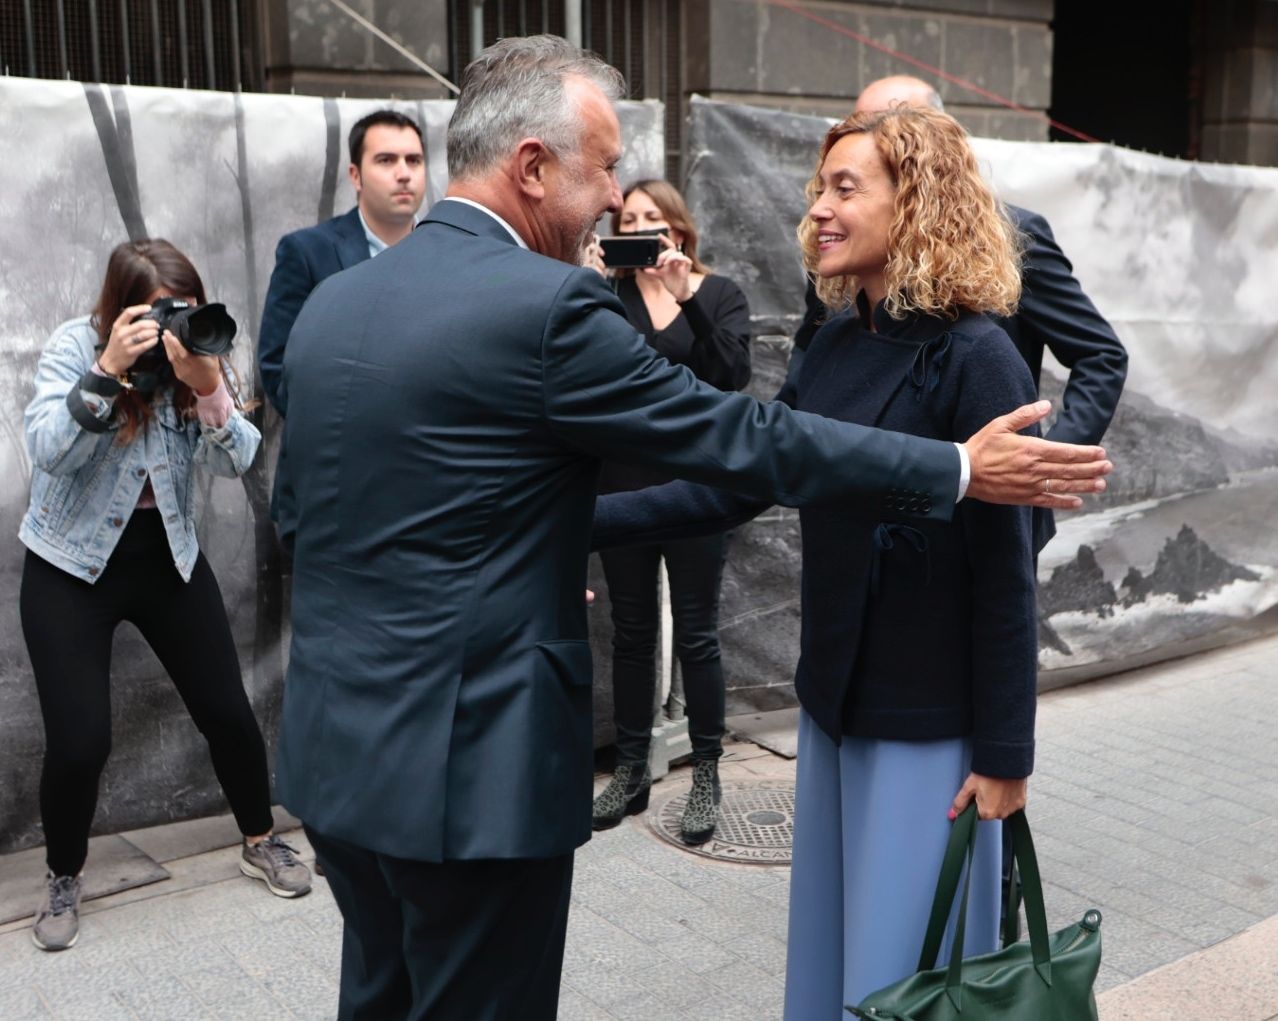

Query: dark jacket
[[599, 272, 752, 494], [793, 204, 1126, 553], [258, 206, 369, 416], [274, 199, 963, 863], [595, 300, 1039, 779], [793, 206, 1126, 445]]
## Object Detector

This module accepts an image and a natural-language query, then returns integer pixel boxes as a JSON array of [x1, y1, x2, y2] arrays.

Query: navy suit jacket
[[274, 199, 961, 863], [258, 206, 369, 416]]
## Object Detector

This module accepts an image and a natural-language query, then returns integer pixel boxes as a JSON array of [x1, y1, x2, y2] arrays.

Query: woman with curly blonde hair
[[780, 105, 1039, 1018], [593, 104, 1042, 1018]]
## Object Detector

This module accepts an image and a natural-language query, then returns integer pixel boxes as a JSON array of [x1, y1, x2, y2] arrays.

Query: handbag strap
[[1004, 809, 1053, 984], [916, 805, 1055, 1005], [917, 803, 977, 972]]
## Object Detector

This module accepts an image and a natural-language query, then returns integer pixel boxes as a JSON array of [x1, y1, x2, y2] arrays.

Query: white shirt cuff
[[954, 442, 970, 502]]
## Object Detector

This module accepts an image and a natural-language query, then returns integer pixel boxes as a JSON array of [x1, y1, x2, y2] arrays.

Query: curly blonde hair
[[797, 106, 1022, 320]]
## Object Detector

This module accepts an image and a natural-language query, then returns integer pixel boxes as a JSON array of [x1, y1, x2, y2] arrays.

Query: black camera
[[138, 297, 237, 357]]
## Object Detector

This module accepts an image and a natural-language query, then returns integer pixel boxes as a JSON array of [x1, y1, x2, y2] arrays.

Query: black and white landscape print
[[0, 77, 664, 851], [686, 97, 1278, 689]]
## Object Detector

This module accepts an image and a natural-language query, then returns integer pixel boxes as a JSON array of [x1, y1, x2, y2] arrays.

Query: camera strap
[[65, 382, 113, 434]]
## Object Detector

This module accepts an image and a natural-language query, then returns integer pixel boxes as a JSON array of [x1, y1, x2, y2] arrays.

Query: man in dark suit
[[258, 109, 425, 415], [274, 37, 1110, 1021], [795, 75, 1128, 454]]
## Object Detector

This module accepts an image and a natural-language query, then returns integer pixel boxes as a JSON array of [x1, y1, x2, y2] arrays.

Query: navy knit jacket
[[593, 298, 1039, 779]]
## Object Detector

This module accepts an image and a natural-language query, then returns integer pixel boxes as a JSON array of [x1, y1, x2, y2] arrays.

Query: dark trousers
[[20, 511, 273, 877], [600, 532, 729, 765], [305, 826, 574, 1021]]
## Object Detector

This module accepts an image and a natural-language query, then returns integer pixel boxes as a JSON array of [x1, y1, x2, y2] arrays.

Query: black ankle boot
[[592, 762, 652, 831], [681, 760, 721, 845]]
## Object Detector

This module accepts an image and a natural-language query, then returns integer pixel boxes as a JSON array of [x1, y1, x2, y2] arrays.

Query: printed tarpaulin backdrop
[[1, 77, 1275, 852], [0, 76, 664, 852], [685, 95, 1278, 690]]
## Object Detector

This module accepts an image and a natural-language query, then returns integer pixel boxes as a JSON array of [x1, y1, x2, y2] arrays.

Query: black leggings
[[20, 510, 273, 877], [600, 532, 729, 765]]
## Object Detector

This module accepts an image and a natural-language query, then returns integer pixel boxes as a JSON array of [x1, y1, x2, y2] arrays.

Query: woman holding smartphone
[[588, 180, 752, 845]]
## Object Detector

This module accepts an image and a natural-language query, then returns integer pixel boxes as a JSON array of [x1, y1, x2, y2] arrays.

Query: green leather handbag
[[847, 805, 1102, 1020]]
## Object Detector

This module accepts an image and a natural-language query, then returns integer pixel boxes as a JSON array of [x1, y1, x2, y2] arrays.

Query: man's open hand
[[964, 400, 1112, 509]]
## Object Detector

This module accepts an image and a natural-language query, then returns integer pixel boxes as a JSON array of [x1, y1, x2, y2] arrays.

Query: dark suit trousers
[[305, 826, 574, 1021]]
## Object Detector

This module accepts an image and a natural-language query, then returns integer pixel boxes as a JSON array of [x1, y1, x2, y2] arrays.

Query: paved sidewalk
[[0, 633, 1276, 1019]]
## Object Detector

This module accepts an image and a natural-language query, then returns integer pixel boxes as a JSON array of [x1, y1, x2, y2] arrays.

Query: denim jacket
[[20, 316, 261, 583]]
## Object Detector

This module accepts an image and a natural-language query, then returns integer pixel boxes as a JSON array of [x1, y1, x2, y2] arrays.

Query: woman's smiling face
[[807, 132, 896, 295]]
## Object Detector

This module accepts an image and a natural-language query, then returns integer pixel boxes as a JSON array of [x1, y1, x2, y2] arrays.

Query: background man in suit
[[258, 109, 425, 415], [795, 75, 1128, 456], [273, 36, 1110, 1021]]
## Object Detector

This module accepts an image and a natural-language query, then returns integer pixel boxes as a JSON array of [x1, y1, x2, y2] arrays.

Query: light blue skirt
[[783, 710, 1003, 1020]]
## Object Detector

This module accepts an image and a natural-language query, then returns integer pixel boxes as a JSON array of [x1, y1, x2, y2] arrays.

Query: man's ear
[[348, 162, 362, 197], [513, 138, 551, 200]]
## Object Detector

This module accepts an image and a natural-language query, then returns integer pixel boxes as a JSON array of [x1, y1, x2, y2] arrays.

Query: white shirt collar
[[356, 207, 391, 259], [441, 197, 529, 250]]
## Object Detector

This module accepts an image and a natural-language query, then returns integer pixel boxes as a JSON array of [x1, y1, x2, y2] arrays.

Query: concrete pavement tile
[[556, 986, 620, 1021], [652, 931, 740, 974], [721, 930, 788, 977], [1091, 913, 1199, 977], [1093, 960, 1133, 995], [259, 959, 339, 1020], [678, 989, 779, 1020], [180, 958, 274, 1007], [216, 917, 320, 979], [114, 970, 210, 1020], [563, 912, 668, 975], [0, 984, 53, 1019], [33, 992, 138, 1021], [599, 990, 679, 1020], [625, 959, 725, 1009], [0, 931, 44, 987], [561, 960, 662, 1008], [703, 959, 786, 1019], [590, 899, 692, 946]]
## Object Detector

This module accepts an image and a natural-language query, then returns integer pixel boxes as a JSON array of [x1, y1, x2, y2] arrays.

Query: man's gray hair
[[447, 35, 626, 179]]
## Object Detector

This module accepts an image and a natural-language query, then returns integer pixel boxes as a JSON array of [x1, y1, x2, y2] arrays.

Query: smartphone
[[599, 235, 662, 269]]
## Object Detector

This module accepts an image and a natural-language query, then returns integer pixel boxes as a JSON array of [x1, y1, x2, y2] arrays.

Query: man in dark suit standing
[[258, 109, 425, 415], [274, 37, 1110, 1021], [795, 75, 1128, 455]]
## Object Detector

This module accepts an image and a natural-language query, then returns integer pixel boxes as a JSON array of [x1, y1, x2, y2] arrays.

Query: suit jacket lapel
[[333, 207, 371, 269]]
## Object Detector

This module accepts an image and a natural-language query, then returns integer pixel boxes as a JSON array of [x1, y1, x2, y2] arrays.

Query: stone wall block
[[954, 106, 1047, 141], [751, 1, 863, 98], [1201, 49, 1231, 122], [1249, 47, 1278, 119], [858, 10, 944, 95], [986, 0, 1054, 19], [709, 0, 763, 92], [1011, 23, 1052, 108], [938, 18, 1017, 108], [284, 0, 448, 73]]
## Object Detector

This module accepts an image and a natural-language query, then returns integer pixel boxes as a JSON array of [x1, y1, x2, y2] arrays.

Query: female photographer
[[588, 180, 752, 845], [20, 239, 310, 953]]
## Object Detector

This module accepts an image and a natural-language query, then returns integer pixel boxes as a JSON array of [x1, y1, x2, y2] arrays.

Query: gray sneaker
[[32, 872, 82, 951], [240, 835, 312, 898]]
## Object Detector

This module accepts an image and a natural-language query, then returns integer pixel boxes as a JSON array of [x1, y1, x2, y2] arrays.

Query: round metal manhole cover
[[649, 782, 795, 864]]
